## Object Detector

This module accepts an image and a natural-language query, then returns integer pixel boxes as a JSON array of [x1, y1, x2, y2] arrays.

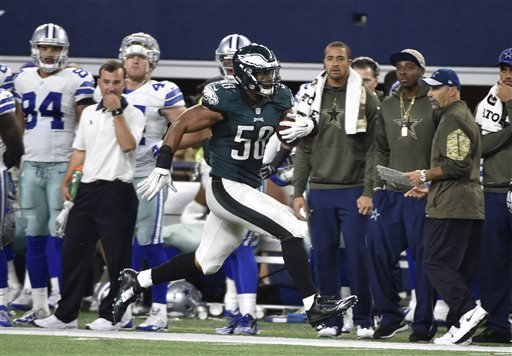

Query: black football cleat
[[112, 268, 145, 324], [306, 294, 358, 328]]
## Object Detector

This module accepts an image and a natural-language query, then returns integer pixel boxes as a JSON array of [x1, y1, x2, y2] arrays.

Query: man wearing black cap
[[368, 49, 438, 341], [404, 68, 487, 345], [472, 48, 512, 344]]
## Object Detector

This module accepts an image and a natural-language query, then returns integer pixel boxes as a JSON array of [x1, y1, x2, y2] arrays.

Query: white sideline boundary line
[[1, 328, 510, 354]]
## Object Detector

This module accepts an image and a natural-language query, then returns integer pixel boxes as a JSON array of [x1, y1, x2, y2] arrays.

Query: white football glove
[[56, 200, 74, 238], [137, 167, 177, 201], [279, 113, 315, 143]]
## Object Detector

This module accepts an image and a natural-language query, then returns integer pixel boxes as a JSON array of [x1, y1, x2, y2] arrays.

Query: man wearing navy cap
[[472, 48, 512, 344], [403, 68, 487, 345]]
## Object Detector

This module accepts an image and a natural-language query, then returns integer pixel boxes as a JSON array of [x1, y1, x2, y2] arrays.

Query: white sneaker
[[8, 289, 32, 311], [34, 315, 78, 329], [434, 326, 472, 345], [136, 307, 168, 332], [452, 305, 488, 344], [356, 325, 375, 339], [85, 316, 133, 331], [317, 324, 341, 338], [13, 308, 51, 325]]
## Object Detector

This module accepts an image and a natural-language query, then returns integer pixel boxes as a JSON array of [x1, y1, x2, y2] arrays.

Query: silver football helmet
[[166, 280, 203, 317], [30, 23, 69, 73], [215, 34, 251, 80], [119, 32, 161, 68]]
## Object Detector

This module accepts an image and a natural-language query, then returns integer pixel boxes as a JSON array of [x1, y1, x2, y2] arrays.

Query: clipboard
[[376, 165, 414, 188]]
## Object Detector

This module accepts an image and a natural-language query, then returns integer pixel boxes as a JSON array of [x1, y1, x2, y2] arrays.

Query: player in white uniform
[[0, 64, 24, 306], [0, 89, 25, 327], [119, 33, 186, 331], [12, 23, 94, 324], [0, 65, 14, 92]]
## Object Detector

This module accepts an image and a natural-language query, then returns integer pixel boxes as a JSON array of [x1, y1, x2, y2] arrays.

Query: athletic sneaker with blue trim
[[233, 314, 259, 335], [215, 315, 242, 335], [0, 305, 12, 327], [136, 307, 168, 332], [13, 308, 51, 325], [8, 289, 32, 311]]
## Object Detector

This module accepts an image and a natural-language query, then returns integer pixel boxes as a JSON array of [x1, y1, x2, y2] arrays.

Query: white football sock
[[238, 293, 256, 317], [223, 278, 238, 313], [32, 287, 50, 312]]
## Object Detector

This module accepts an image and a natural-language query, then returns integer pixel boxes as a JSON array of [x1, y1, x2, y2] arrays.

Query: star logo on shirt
[[322, 98, 344, 128], [393, 116, 422, 139], [370, 209, 380, 221]]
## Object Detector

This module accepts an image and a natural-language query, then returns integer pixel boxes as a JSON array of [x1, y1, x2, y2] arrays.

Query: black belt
[[83, 179, 123, 186]]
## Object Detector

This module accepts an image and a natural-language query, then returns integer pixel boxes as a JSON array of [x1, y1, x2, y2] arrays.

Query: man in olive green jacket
[[404, 69, 487, 346], [472, 47, 512, 344]]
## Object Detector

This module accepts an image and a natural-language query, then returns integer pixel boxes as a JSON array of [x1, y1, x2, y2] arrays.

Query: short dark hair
[[98, 60, 126, 77], [324, 41, 352, 59], [352, 56, 380, 77]]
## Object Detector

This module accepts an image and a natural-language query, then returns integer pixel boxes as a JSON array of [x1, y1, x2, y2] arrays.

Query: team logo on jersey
[[203, 85, 219, 105], [253, 117, 263, 122], [393, 116, 422, 140]]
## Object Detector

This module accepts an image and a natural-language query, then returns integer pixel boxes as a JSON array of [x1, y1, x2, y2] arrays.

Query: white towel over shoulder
[[294, 68, 365, 135], [475, 84, 509, 135]]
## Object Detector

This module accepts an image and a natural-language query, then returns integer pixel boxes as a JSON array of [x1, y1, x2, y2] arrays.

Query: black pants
[[423, 218, 482, 328], [55, 180, 138, 323]]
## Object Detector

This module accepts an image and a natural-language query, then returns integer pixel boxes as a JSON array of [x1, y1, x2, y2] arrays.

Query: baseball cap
[[497, 48, 512, 66], [389, 49, 425, 69], [422, 68, 461, 90]]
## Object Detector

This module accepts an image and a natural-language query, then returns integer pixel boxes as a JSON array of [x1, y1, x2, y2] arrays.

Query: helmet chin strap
[[37, 58, 61, 74]]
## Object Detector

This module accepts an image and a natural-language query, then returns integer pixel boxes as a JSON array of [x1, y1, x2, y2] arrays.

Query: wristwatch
[[111, 107, 124, 116], [419, 169, 427, 183]]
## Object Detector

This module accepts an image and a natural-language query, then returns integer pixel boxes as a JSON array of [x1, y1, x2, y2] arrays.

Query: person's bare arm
[[161, 106, 213, 149]]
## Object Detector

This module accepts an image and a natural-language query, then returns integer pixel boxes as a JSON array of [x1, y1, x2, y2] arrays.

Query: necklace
[[400, 90, 416, 137]]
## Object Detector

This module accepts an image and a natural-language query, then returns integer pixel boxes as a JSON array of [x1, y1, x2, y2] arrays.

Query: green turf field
[[0, 311, 509, 355]]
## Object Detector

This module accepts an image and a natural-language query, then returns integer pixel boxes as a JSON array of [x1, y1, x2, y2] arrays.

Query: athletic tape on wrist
[[156, 145, 174, 169]]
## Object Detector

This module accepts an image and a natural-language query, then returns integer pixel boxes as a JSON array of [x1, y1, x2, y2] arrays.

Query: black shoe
[[112, 268, 145, 324], [374, 320, 409, 339], [472, 328, 511, 344], [409, 328, 437, 342], [306, 294, 358, 328]]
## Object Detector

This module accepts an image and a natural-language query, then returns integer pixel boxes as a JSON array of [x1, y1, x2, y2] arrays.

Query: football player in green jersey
[[113, 44, 358, 329]]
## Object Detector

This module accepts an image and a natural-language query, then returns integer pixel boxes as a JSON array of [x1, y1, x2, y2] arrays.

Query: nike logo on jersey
[[253, 117, 264, 122]]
